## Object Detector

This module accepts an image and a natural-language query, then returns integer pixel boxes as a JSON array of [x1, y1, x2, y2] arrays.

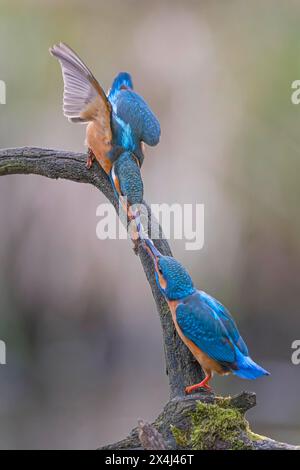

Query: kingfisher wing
[[111, 89, 161, 147], [50, 42, 112, 137], [199, 291, 248, 356], [176, 292, 237, 366]]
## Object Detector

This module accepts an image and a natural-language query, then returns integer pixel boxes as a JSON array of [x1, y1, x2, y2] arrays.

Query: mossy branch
[[0, 147, 297, 451], [0, 146, 202, 398]]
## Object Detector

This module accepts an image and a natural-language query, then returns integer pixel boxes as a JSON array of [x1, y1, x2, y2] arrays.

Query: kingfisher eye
[[158, 266, 163, 275]]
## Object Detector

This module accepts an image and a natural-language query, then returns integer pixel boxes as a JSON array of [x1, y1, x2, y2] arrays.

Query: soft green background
[[0, 0, 299, 449]]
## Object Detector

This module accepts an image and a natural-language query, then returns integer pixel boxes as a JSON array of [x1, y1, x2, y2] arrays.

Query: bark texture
[[0, 147, 298, 450]]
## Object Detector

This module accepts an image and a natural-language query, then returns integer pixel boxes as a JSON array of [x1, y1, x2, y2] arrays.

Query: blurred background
[[0, 0, 299, 449]]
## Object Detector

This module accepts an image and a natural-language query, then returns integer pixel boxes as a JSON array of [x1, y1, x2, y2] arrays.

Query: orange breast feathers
[[168, 300, 226, 376]]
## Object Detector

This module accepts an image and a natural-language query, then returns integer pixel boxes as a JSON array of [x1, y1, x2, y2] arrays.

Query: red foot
[[185, 375, 212, 394]]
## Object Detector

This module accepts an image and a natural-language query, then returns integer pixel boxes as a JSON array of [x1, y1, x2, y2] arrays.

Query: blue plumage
[[199, 291, 249, 356], [141, 237, 270, 390], [107, 72, 159, 246], [50, 45, 160, 172], [108, 72, 161, 165], [108, 72, 134, 102], [110, 151, 144, 255], [156, 256, 195, 300], [232, 346, 270, 379]]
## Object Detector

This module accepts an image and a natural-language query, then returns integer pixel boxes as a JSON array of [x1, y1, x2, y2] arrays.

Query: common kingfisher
[[141, 236, 270, 393], [110, 150, 143, 221], [49, 43, 160, 173]]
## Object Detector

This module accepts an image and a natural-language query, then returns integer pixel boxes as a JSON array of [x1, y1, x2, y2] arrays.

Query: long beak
[[143, 237, 161, 260]]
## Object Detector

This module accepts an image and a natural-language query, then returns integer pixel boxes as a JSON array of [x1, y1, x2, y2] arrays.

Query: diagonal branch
[[0, 146, 202, 399]]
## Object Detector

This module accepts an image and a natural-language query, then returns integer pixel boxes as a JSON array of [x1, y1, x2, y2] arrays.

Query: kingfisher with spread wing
[[139, 234, 270, 393], [49, 43, 160, 173]]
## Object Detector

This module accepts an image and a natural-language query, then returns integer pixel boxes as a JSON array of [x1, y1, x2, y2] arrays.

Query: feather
[[233, 346, 270, 379], [49, 42, 111, 124]]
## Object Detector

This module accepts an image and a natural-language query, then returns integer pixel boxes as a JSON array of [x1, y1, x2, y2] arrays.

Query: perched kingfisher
[[141, 236, 270, 393], [49, 43, 160, 173]]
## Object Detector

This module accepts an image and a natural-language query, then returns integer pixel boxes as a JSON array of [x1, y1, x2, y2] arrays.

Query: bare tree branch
[[0, 147, 298, 450]]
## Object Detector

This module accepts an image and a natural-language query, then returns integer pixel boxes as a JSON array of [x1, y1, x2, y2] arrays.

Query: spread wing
[[50, 42, 112, 137], [176, 292, 239, 366]]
